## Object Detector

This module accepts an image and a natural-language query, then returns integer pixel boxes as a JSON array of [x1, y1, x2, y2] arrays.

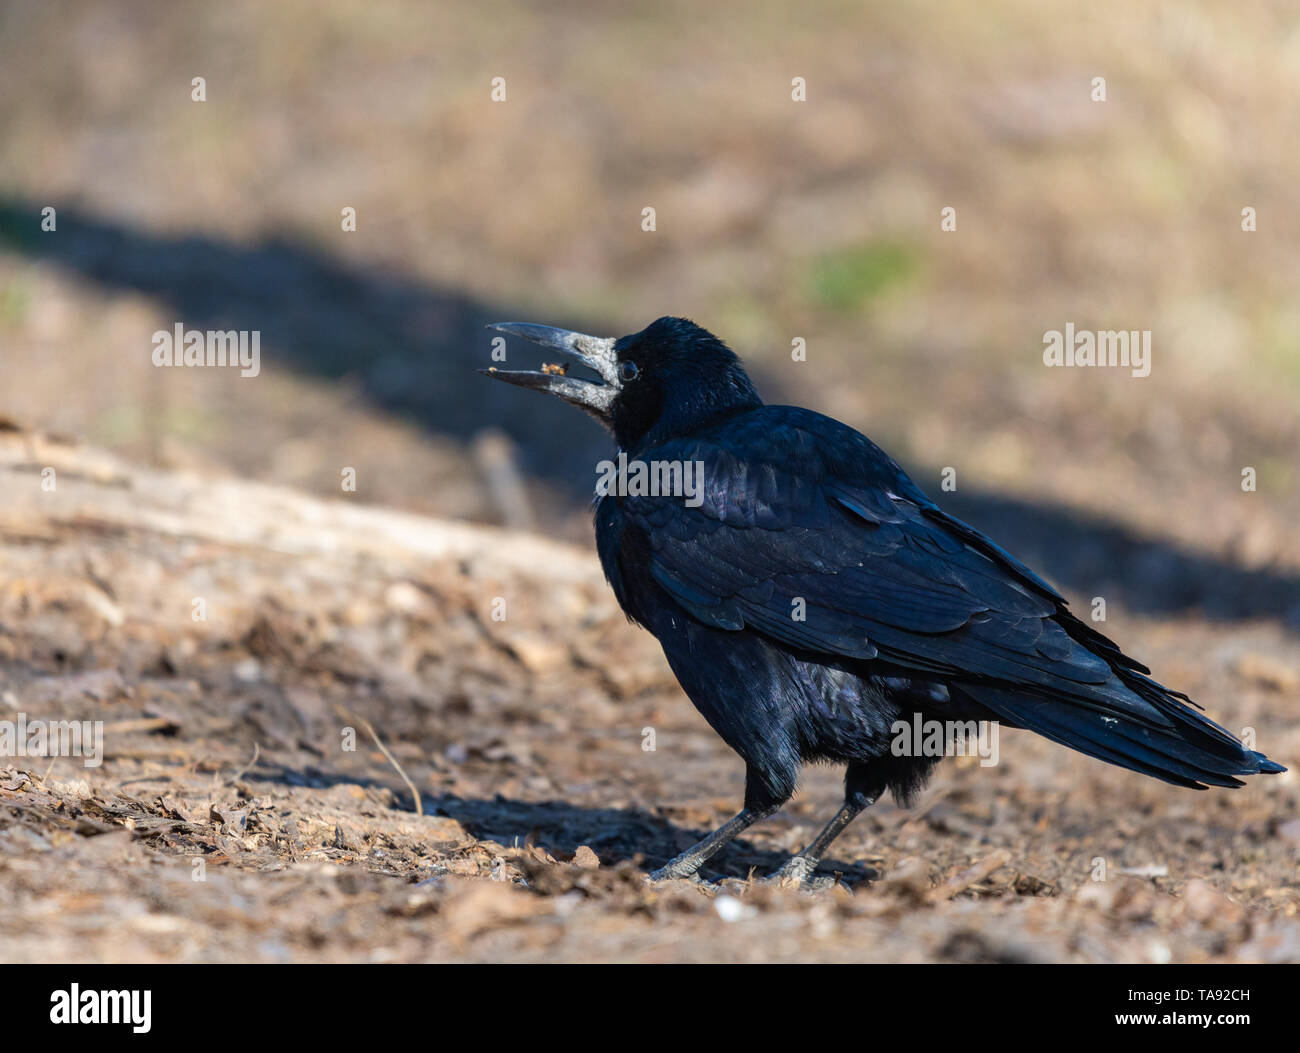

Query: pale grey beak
[[480, 323, 620, 422]]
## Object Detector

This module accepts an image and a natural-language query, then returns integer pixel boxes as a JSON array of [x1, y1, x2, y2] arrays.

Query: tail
[[956, 673, 1286, 789]]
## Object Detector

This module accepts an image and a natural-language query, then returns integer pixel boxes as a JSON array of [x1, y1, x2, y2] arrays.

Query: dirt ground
[[1, 432, 1297, 963]]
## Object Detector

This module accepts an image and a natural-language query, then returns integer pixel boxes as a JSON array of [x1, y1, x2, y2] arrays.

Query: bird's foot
[[762, 855, 834, 891], [645, 858, 705, 884]]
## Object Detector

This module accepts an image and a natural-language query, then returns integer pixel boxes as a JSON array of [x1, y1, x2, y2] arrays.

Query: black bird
[[482, 317, 1285, 884]]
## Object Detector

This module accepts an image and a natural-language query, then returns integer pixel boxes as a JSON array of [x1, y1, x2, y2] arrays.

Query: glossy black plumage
[[486, 316, 1284, 881]]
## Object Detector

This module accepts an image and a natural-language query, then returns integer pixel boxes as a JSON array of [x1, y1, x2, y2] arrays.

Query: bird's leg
[[767, 764, 883, 887], [647, 804, 779, 882], [648, 765, 790, 882], [767, 799, 872, 886]]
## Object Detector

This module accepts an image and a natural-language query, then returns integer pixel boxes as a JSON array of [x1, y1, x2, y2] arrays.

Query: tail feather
[[957, 680, 1285, 790]]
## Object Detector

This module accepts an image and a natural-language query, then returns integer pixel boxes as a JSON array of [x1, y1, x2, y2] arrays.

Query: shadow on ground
[[254, 757, 874, 883], [4, 198, 1298, 630]]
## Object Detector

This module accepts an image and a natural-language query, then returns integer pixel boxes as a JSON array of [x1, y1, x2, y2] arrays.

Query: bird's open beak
[[479, 323, 620, 421]]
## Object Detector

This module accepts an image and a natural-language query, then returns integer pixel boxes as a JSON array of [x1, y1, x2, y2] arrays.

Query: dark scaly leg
[[647, 805, 779, 881], [648, 765, 790, 882], [767, 761, 883, 887]]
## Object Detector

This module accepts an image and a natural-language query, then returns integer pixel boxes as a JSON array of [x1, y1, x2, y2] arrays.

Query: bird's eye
[[620, 361, 639, 382]]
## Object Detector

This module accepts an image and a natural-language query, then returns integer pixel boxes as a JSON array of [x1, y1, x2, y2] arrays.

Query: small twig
[[212, 742, 260, 790], [927, 849, 1013, 902], [102, 716, 179, 736], [338, 706, 423, 817]]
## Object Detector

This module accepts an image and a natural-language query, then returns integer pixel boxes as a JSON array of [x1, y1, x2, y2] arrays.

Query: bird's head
[[481, 316, 762, 448]]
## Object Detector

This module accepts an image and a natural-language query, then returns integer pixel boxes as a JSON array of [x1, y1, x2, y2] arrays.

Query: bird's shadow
[[419, 791, 879, 886], [252, 759, 876, 885], [3, 196, 1298, 630]]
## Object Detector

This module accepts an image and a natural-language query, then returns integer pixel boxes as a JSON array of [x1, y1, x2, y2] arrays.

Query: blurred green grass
[[807, 240, 921, 313]]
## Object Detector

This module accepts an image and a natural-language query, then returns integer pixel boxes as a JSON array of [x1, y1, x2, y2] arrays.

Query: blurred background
[[1, 0, 1298, 621]]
